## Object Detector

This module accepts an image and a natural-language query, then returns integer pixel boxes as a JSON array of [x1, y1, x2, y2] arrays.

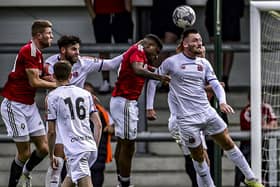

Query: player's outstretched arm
[[102, 54, 124, 71]]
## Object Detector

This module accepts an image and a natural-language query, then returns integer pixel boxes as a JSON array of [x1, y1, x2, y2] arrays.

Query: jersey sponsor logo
[[70, 135, 93, 143]]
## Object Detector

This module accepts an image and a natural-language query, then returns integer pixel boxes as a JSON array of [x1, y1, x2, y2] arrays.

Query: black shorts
[[93, 11, 133, 43], [205, 0, 244, 41]]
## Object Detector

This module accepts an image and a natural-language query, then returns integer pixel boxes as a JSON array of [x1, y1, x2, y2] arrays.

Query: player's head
[[142, 34, 163, 65], [57, 35, 82, 65], [143, 34, 163, 55], [53, 60, 72, 83], [31, 20, 53, 49], [180, 28, 203, 57]]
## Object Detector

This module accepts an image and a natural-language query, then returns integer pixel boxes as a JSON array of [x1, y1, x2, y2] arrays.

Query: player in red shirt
[[235, 93, 278, 186], [110, 34, 170, 187], [0, 20, 56, 187]]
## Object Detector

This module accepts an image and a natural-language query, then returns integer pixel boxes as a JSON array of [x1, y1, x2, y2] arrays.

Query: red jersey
[[94, 0, 126, 14], [1, 40, 44, 105], [240, 103, 277, 130], [112, 44, 148, 100]]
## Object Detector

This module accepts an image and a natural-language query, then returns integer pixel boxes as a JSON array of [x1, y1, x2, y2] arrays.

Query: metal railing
[[0, 43, 250, 54], [0, 131, 251, 143]]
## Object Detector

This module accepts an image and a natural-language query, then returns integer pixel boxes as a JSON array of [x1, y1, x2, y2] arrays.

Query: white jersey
[[157, 53, 218, 117], [47, 85, 97, 156], [45, 54, 123, 88]]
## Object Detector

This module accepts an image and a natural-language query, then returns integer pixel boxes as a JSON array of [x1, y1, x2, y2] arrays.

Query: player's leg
[[61, 176, 75, 187], [168, 114, 199, 187], [21, 102, 48, 179], [114, 141, 122, 184], [66, 151, 97, 187], [23, 133, 48, 177], [0, 99, 32, 186], [45, 143, 65, 186], [91, 167, 105, 187], [189, 145, 215, 187], [177, 114, 215, 187], [77, 176, 93, 187], [9, 141, 31, 186], [208, 112, 262, 186], [110, 97, 138, 187], [117, 138, 135, 187]]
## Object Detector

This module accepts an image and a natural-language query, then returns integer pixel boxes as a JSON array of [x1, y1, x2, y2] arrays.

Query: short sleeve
[[47, 94, 57, 121]]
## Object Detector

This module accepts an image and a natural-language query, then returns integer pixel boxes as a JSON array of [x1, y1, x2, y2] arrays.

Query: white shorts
[[168, 114, 207, 155], [177, 107, 227, 148], [0, 98, 46, 140], [110, 96, 138, 140], [66, 151, 97, 184]]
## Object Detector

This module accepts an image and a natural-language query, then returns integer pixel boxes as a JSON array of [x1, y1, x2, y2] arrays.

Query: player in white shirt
[[146, 46, 209, 187], [44, 35, 123, 88], [44, 35, 122, 186], [151, 29, 263, 187], [47, 60, 102, 187]]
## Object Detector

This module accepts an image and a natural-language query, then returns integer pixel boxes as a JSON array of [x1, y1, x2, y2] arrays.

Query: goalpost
[[251, 1, 280, 186]]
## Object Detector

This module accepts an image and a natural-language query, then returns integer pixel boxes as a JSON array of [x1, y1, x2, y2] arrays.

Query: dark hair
[[144, 34, 163, 50], [53, 60, 72, 81], [31, 20, 52, 37], [57, 35, 81, 49], [181, 28, 199, 40]]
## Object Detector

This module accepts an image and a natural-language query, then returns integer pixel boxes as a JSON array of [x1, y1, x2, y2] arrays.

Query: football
[[172, 5, 196, 28]]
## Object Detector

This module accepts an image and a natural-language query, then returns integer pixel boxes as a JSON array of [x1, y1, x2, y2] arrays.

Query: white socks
[[45, 157, 64, 187], [192, 160, 215, 187], [225, 145, 256, 180]]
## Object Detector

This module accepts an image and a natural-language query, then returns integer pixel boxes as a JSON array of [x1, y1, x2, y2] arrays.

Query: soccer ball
[[172, 5, 196, 28]]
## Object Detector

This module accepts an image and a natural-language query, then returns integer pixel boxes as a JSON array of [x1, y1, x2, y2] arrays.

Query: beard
[[65, 54, 78, 65], [40, 40, 51, 49]]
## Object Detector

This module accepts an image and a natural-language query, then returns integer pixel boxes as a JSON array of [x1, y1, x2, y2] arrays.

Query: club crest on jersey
[[72, 72, 79, 77], [197, 64, 203, 71], [187, 135, 196, 144], [181, 64, 186, 69]]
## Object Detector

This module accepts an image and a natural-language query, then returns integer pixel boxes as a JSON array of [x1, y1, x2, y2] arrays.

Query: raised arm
[[101, 54, 124, 71], [131, 62, 170, 83]]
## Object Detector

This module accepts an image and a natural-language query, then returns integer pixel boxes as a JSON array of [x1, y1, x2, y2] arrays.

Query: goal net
[[251, 2, 280, 186]]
